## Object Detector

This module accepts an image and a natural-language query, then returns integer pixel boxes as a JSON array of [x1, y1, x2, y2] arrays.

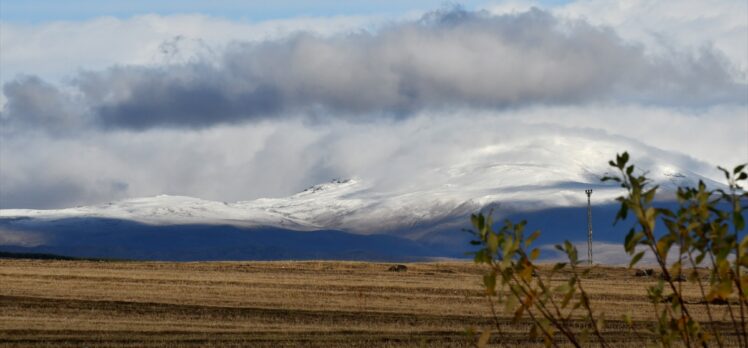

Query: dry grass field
[[0, 259, 742, 347]]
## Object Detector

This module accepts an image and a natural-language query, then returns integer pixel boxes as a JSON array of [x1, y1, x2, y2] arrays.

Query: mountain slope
[[0, 133, 723, 261]]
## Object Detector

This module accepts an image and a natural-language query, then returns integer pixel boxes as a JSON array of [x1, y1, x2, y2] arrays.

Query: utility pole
[[585, 189, 593, 265]]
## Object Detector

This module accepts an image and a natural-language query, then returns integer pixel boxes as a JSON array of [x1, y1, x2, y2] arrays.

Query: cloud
[[2, 7, 744, 132], [80, 65, 285, 130], [552, 0, 748, 77], [1, 76, 88, 134], [0, 107, 735, 209], [0, 4, 745, 210], [0, 13, 381, 84], [0, 229, 45, 247], [500, 103, 748, 168]]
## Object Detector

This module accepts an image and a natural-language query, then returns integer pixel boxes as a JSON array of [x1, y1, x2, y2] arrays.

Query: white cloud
[[500, 103, 748, 170], [2, 8, 742, 132], [0, 3, 745, 209], [0, 107, 735, 208], [487, 0, 747, 77], [0, 13, 386, 86], [555, 0, 748, 77]]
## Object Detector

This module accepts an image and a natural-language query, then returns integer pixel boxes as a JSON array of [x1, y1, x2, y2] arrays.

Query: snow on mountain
[[1, 134, 721, 237], [0, 130, 729, 262]]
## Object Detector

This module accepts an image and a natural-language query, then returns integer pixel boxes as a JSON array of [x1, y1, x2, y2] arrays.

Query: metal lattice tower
[[585, 189, 593, 265]]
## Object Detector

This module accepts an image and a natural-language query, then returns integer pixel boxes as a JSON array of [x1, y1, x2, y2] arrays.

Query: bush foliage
[[469, 152, 747, 347]]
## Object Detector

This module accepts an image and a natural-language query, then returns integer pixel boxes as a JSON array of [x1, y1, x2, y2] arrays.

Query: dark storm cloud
[[1, 76, 88, 134], [88, 70, 283, 130], [1, 8, 744, 131]]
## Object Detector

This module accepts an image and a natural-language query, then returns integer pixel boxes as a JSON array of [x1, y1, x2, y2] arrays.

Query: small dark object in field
[[660, 273, 686, 282], [388, 264, 408, 272], [707, 298, 729, 305], [660, 294, 676, 303], [532, 270, 539, 277], [635, 269, 655, 277]]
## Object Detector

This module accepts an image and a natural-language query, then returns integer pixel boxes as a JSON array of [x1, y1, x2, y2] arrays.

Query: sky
[[0, 0, 746, 209], [0, 1, 572, 23]]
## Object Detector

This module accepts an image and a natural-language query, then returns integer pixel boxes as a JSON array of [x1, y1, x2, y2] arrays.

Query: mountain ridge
[[0, 139, 725, 262]]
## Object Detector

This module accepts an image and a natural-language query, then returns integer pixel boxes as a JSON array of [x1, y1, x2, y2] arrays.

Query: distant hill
[[0, 137, 721, 262], [0, 218, 446, 261], [0, 251, 100, 261]]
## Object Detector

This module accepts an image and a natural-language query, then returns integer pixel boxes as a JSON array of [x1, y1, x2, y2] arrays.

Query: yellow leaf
[[487, 233, 499, 253], [645, 207, 657, 229], [656, 239, 670, 260], [519, 266, 533, 280], [530, 248, 540, 261], [670, 261, 681, 279], [478, 329, 491, 348], [715, 280, 734, 298], [708, 280, 733, 300]]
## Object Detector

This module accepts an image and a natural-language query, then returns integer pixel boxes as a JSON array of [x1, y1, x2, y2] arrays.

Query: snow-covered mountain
[[1, 154, 718, 231], [0, 135, 724, 261]]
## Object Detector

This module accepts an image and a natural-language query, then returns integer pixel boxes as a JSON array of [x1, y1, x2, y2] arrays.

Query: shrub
[[469, 152, 747, 347]]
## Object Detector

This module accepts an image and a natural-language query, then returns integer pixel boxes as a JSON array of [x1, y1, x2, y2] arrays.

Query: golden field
[[0, 259, 741, 347]]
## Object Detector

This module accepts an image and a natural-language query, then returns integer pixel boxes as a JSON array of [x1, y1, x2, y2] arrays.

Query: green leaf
[[624, 229, 635, 250], [561, 288, 574, 307], [483, 273, 497, 295], [629, 251, 645, 268], [624, 230, 645, 252], [623, 313, 633, 326], [621, 152, 629, 168], [734, 164, 746, 175], [487, 232, 499, 254], [475, 249, 493, 264], [656, 238, 672, 260], [644, 188, 657, 203], [695, 252, 706, 265], [718, 166, 730, 181], [670, 261, 681, 278], [471, 214, 483, 231], [614, 205, 629, 224], [554, 283, 571, 294], [505, 292, 518, 313], [734, 213, 745, 232]]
